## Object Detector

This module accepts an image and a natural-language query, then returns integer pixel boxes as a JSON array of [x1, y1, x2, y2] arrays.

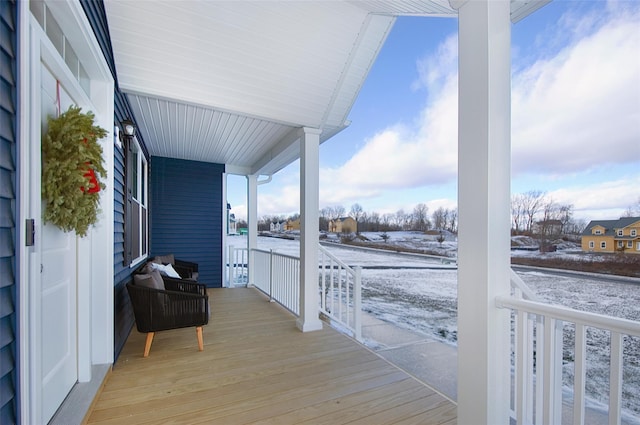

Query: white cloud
[[318, 34, 459, 205], [258, 183, 300, 218], [251, 4, 639, 220], [548, 177, 640, 220], [319, 6, 640, 208], [512, 7, 640, 174]]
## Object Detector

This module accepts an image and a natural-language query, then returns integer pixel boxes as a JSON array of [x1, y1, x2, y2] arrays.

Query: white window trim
[[129, 136, 149, 268], [600, 241, 606, 249]]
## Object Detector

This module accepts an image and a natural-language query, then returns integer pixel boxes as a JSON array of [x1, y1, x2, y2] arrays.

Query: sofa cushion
[[152, 254, 175, 265], [148, 262, 181, 279], [134, 270, 165, 290]]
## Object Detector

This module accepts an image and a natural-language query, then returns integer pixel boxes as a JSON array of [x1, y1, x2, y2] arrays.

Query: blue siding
[[80, 0, 144, 359], [0, 0, 16, 423], [150, 157, 224, 287], [111, 94, 136, 359]]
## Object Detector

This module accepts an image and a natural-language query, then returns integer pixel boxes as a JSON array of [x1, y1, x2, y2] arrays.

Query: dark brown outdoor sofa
[[126, 255, 208, 357], [149, 253, 199, 281]]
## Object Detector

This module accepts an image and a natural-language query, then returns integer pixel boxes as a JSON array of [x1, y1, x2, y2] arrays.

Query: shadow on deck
[[85, 287, 457, 424]]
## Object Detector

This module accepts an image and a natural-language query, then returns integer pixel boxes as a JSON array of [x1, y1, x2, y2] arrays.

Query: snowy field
[[228, 232, 640, 419]]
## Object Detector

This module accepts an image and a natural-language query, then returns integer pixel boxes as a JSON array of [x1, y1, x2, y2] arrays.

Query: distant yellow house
[[329, 217, 357, 234], [581, 217, 640, 254], [284, 218, 300, 231]]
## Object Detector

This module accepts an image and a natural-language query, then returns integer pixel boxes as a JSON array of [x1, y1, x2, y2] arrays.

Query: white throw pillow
[[163, 263, 181, 278], [149, 262, 181, 279]]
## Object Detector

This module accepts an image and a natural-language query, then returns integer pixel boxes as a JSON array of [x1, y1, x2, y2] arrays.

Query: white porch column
[[222, 173, 229, 287], [455, 1, 512, 424], [247, 174, 258, 287], [297, 127, 323, 332]]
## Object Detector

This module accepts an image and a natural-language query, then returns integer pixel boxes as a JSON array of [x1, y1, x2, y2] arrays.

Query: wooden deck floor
[[86, 287, 457, 424]]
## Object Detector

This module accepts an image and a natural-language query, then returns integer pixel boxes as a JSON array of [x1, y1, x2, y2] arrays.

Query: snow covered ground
[[227, 232, 640, 420]]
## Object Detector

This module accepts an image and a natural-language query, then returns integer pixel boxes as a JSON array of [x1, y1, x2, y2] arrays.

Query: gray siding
[[0, 0, 16, 423]]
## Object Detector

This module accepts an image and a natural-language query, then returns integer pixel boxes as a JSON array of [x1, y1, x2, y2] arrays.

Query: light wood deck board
[[86, 287, 456, 424]]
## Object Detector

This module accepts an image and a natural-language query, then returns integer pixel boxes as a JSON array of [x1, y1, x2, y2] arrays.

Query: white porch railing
[[227, 246, 249, 286], [498, 272, 640, 425], [251, 248, 300, 315], [318, 244, 362, 342], [245, 245, 363, 340]]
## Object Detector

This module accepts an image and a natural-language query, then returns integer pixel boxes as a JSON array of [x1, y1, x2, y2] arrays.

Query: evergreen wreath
[[42, 105, 108, 237]]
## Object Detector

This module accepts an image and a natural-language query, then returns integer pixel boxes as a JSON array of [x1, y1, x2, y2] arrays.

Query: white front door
[[20, 2, 115, 423], [38, 63, 79, 424]]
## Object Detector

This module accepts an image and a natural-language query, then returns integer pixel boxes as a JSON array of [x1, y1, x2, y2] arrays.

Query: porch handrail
[[510, 268, 539, 301], [496, 294, 640, 425], [318, 244, 362, 342], [227, 246, 249, 286], [496, 296, 640, 343], [249, 245, 363, 341], [251, 248, 300, 315]]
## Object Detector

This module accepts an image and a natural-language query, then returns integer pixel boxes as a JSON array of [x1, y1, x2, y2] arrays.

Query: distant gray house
[[532, 219, 563, 236], [270, 221, 285, 232]]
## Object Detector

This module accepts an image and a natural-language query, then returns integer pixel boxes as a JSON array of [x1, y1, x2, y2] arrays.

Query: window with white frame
[[618, 241, 623, 248], [617, 229, 623, 237], [632, 229, 637, 237], [589, 241, 594, 249], [600, 241, 606, 249], [125, 136, 148, 266], [595, 229, 602, 235], [627, 241, 633, 248], [30, 1, 91, 96]]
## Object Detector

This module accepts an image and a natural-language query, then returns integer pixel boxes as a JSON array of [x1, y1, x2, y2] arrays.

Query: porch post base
[[296, 318, 323, 333]]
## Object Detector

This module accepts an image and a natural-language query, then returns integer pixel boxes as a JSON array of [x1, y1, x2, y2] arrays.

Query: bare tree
[[511, 193, 526, 233], [318, 208, 329, 231], [623, 196, 640, 217], [557, 204, 573, 234], [359, 211, 369, 232], [369, 211, 381, 232], [332, 205, 346, 220], [432, 207, 447, 230], [536, 198, 568, 252], [394, 209, 409, 230], [324, 205, 345, 232], [565, 218, 587, 235], [521, 190, 547, 233], [381, 213, 394, 231], [349, 203, 364, 234], [412, 203, 430, 231], [320, 207, 331, 220], [258, 215, 273, 231], [447, 208, 458, 233]]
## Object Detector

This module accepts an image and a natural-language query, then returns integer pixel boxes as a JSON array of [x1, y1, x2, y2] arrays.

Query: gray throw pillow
[[134, 271, 164, 290], [152, 254, 175, 265]]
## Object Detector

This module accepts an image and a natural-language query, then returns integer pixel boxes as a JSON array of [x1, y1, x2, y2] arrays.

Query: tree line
[[251, 192, 640, 236], [256, 203, 458, 233]]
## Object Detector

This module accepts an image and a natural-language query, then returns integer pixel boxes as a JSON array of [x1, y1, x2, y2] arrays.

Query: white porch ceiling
[[104, 0, 550, 175]]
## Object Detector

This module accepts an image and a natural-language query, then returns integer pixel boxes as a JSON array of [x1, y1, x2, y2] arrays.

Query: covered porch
[[102, 1, 569, 423], [86, 287, 457, 424]]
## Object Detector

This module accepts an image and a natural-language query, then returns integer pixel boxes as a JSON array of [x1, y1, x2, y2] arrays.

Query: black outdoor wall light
[[120, 118, 136, 140]]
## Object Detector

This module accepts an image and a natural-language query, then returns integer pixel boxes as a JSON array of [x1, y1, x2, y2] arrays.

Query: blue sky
[[228, 0, 640, 223]]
